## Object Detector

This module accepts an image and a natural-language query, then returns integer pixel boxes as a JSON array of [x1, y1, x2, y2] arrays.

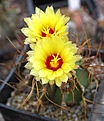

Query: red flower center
[[41, 28, 54, 37], [45, 53, 63, 71]]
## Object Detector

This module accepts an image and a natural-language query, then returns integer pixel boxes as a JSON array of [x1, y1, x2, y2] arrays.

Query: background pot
[[0, 49, 104, 121], [0, 45, 57, 121]]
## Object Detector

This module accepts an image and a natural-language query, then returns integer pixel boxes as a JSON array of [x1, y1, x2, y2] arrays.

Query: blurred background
[[0, 0, 104, 120], [0, 0, 104, 91]]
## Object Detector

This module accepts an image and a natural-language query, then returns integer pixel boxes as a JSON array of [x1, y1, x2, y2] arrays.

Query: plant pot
[[0, 46, 57, 121], [88, 79, 104, 121], [0, 48, 104, 121], [32, 0, 68, 10], [0, 83, 55, 121]]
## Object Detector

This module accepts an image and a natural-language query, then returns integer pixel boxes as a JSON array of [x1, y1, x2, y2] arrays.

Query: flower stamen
[[51, 53, 61, 64], [45, 53, 63, 71], [41, 26, 54, 37]]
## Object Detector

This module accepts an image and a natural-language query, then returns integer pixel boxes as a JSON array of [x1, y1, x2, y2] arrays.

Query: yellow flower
[[25, 37, 81, 86], [21, 6, 70, 44]]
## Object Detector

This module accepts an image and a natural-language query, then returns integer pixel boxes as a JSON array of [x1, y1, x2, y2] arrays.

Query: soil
[[6, 54, 104, 121], [0, 0, 104, 84]]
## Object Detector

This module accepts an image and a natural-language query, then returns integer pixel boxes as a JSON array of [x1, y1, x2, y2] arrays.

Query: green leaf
[[76, 68, 89, 88], [65, 68, 89, 104], [65, 89, 82, 104], [46, 84, 62, 105], [46, 68, 89, 105]]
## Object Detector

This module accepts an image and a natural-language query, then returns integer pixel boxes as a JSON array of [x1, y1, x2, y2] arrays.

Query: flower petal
[[62, 63, 72, 73], [42, 77, 49, 84], [59, 73, 68, 82], [55, 78, 62, 87], [49, 80, 54, 85], [21, 6, 70, 44], [39, 69, 53, 77]]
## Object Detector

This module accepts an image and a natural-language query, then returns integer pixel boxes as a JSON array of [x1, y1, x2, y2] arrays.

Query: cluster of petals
[[21, 6, 70, 44], [22, 6, 82, 86], [25, 37, 82, 86]]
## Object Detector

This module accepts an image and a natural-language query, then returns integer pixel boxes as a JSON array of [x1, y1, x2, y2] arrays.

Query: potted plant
[[0, 6, 104, 121]]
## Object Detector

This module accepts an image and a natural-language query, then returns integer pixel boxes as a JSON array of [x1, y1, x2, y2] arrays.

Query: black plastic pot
[[88, 79, 104, 121], [0, 45, 57, 121], [0, 48, 104, 121], [32, 0, 68, 10], [32, 0, 98, 19]]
